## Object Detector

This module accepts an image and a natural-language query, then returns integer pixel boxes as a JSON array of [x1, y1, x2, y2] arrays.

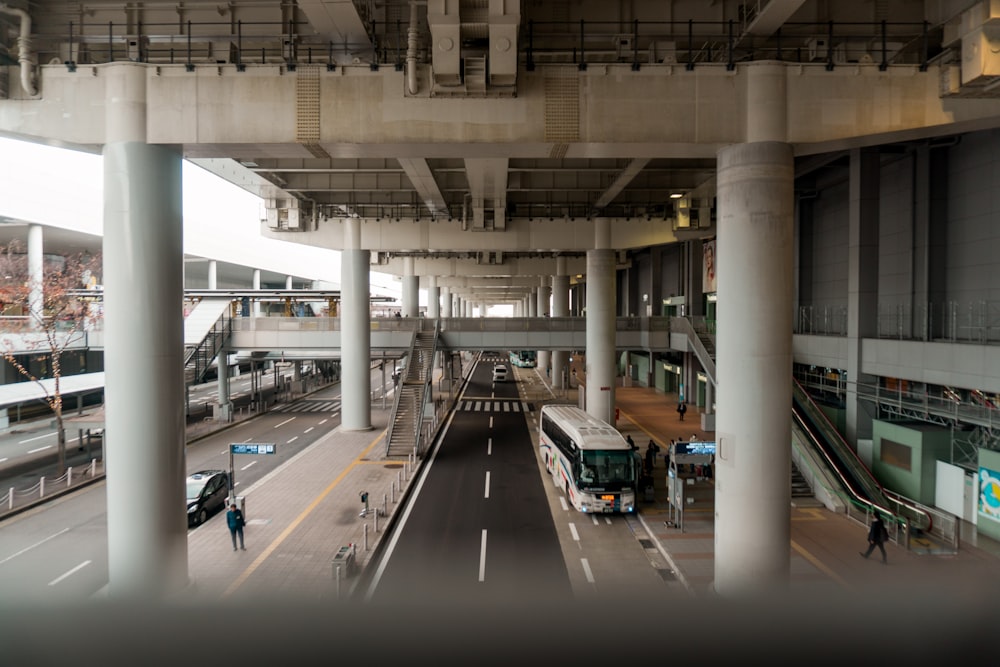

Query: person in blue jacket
[[227, 503, 246, 551]]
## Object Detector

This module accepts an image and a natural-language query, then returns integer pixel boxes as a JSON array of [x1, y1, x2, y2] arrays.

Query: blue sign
[[230, 443, 276, 455]]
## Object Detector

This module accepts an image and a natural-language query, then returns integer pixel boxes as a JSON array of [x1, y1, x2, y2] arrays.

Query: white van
[[492, 364, 508, 382]]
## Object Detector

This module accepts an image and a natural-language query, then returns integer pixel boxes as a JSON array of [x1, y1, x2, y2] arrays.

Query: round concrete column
[[441, 285, 451, 318], [27, 223, 43, 323], [207, 259, 218, 290], [341, 218, 372, 431], [585, 242, 616, 424], [103, 64, 187, 599], [252, 268, 261, 317], [402, 256, 418, 317], [536, 277, 551, 377], [216, 347, 232, 420], [551, 265, 570, 389], [714, 141, 794, 596], [428, 276, 440, 318]]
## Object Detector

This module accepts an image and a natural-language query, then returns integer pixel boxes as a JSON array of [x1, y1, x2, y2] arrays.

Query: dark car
[[186, 469, 230, 527]]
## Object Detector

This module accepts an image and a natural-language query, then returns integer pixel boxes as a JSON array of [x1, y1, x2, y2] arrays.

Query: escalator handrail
[[792, 378, 932, 532]]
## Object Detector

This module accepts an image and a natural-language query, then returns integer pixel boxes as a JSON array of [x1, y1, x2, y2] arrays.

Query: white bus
[[538, 404, 639, 513]]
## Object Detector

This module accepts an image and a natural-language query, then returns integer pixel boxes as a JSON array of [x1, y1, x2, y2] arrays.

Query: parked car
[[186, 469, 230, 527], [492, 364, 508, 382]]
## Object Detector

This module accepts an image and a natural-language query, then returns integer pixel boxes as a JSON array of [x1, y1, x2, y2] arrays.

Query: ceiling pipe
[[0, 3, 38, 97], [406, 1, 425, 96]]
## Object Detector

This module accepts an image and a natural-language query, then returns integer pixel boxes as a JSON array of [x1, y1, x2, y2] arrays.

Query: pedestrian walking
[[227, 503, 246, 551], [644, 440, 660, 472], [860, 512, 889, 564], [677, 401, 687, 421], [626, 434, 637, 450]]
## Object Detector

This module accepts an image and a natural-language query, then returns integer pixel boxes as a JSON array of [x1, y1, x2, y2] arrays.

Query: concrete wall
[[872, 419, 952, 506]]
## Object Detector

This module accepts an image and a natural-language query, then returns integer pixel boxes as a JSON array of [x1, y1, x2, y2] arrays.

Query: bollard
[[363, 522, 369, 551], [373, 507, 379, 533], [333, 563, 341, 599], [7, 487, 12, 510], [397, 470, 402, 491], [39, 477, 45, 498], [67, 466, 73, 487], [383, 493, 387, 516], [390, 483, 395, 504]]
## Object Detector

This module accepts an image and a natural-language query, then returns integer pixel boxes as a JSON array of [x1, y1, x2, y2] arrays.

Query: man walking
[[227, 503, 246, 551], [860, 512, 889, 564]]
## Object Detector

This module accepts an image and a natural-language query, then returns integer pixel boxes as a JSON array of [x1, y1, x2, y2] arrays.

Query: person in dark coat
[[677, 401, 687, 421], [644, 440, 660, 473], [860, 512, 888, 564], [227, 503, 246, 551]]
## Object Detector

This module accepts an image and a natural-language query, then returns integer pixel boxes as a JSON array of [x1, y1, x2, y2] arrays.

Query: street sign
[[230, 443, 276, 455]]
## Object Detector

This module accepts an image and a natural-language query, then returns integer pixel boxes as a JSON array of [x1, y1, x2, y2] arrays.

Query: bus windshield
[[577, 450, 637, 490]]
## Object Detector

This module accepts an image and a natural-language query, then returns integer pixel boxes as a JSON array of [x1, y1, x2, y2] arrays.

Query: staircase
[[385, 322, 438, 458], [183, 299, 233, 386], [790, 460, 813, 498], [678, 316, 812, 500]]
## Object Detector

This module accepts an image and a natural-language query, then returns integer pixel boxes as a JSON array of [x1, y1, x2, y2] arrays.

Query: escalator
[[792, 378, 932, 534]]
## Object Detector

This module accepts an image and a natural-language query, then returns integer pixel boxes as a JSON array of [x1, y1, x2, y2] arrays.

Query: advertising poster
[[703, 239, 717, 293], [979, 466, 1000, 522]]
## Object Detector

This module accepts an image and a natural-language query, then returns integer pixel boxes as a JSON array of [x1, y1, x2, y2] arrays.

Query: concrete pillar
[[27, 223, 43, 324], [207, 259, 217, 290], [536, 276, 551, 378], [102, 64, 187, 600], [216, 348, 232, 421], [845, 148, 880, 445], [427, 276, 441, 319], [341, 217, 372, 431], [551, 257, 570, 390], [252, 268, 261, 317], [714, 140, 794, 596], [585, 219, 616, 425], [285, 275, 293, 289], [528, 292, 536, 321], [402, 256, 418, 317], [440, 287, 448, 317]]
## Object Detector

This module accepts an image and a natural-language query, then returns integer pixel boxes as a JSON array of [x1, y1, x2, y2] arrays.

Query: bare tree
[[0, 240, 102, 475]]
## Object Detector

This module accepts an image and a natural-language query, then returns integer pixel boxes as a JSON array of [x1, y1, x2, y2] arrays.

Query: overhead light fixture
[[669, 193, 684, 199]]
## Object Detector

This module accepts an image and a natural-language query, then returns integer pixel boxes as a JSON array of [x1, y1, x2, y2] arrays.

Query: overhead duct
[[427, 0, 461, 87], [426, 0, 518, 93], [488, 0, 519, 87], [0, 2, 38, 97]]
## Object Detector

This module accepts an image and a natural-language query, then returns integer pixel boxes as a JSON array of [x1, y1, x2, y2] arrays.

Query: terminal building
[[2, 0, 1000, 604]]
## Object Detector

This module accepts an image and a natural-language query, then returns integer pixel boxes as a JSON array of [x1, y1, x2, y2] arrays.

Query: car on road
[[186, 469, 230, 527], [492, 364, 508, 382]]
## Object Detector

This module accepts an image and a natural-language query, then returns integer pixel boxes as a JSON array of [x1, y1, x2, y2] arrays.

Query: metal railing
[[797, 299, 1000, 343], [1, 459, 103, 518], [37, 16, 938, 72]]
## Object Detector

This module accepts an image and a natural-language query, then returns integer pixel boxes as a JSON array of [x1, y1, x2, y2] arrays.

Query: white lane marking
[[484, 471, 491, 499], [559, 497, 569, 511], [591, 514, 599, 525], [487, 438, 492, 455], [318, 419, 328, 425], [580, 558, 595, 583], [489, 416, 493, 429], [240, 460, 258, 471], [286, 436, 298, 444], [27, 445, 53, 454], [48, 560, 92, 586], [274, 417, 296, 429], [604, 516, 613, 525], [18, 432, 55, 444], [568, 523, 580, 541], [0, 528, 70, 565], [303, 427, 314, 434], [479, 529, 488, 582], [0, 458, 6, 463]]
